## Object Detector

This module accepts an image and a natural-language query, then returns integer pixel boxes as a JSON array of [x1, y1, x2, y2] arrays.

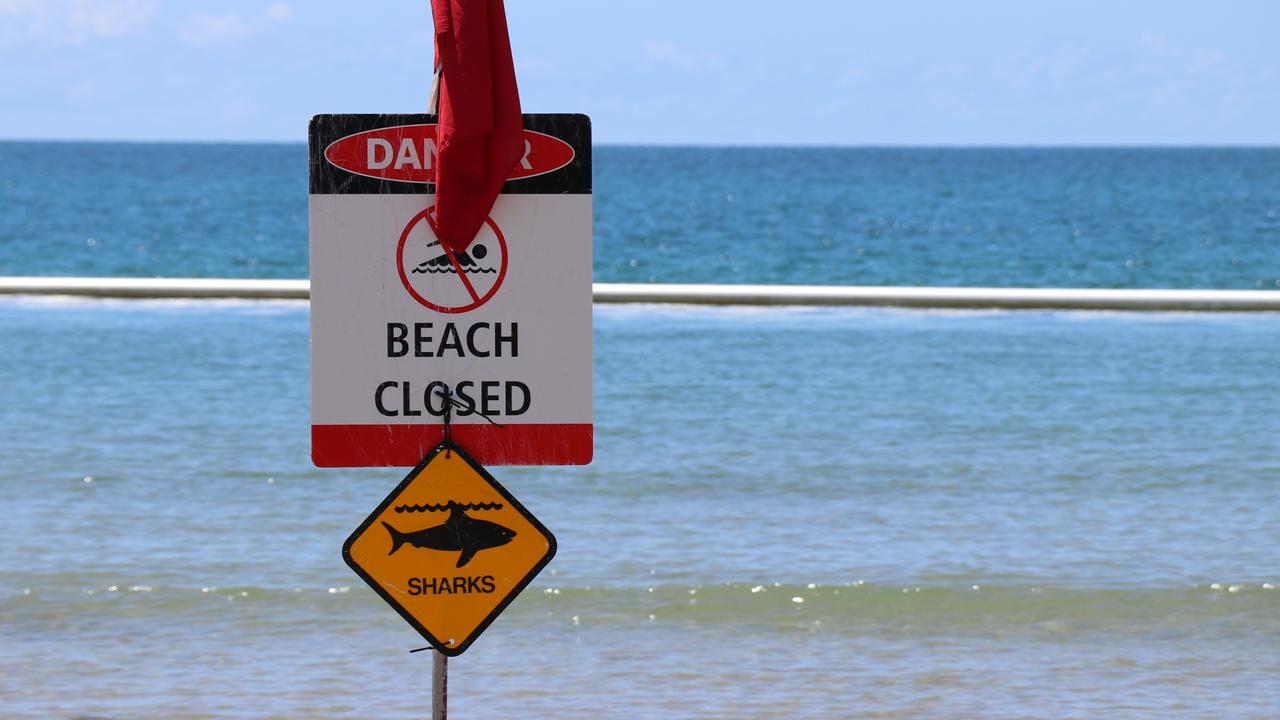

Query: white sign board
[[309, 114, 592, 466]]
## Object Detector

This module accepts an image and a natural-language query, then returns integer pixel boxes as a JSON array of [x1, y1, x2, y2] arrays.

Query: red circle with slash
[[396, 207, 509, 314]]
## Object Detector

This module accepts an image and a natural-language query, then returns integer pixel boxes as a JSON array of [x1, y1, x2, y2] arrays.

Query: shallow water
[[2, 299, 1278, 718]]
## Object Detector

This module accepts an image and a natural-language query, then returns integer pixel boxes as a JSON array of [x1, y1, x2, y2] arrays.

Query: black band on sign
[[308, 113, 592, 196]]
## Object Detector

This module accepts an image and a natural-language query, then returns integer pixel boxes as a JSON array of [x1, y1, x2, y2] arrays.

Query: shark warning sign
[[343, 442, 556, 656]]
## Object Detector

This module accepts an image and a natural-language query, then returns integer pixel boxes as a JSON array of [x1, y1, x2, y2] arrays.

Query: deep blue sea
[[1, 143, 1279, 719], [1, 143, 1278, 288]]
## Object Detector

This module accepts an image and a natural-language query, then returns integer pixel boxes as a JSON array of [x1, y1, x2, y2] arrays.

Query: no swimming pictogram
[[396, 206, 509, 314]]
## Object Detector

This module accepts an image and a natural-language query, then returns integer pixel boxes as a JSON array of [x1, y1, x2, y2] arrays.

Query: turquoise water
[[2, 142, 1278, 288], [2, 299, 1278, 717], [1, 144, 1279, 717]]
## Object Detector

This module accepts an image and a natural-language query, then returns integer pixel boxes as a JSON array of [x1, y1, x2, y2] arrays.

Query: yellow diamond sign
[[343, 442, 556, 656]]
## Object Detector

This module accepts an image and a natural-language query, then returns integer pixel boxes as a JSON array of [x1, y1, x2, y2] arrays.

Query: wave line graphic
[[394, 501, 504, 513], [410, 266, 499, 275]]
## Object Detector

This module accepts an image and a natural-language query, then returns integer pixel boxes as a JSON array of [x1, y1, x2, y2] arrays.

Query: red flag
[[429, 0, 524, 254]]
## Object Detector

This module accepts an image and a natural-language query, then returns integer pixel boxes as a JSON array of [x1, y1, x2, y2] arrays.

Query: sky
[[0, 0, 1276, 145]]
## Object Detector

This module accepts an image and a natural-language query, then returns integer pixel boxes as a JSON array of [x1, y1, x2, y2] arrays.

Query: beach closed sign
[[308, 114, 592, 467]]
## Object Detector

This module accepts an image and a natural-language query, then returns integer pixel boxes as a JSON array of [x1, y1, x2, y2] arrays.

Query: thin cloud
[[178, 4, 293, 48], [0, 0, 42, 15], [69, 0, 154, 38], [179, 14, 254, 47], [1186, 51, 1224, 75], [642, 40, 722, 72], [265, 4, 293, 22], [0, 0, 154, 45]]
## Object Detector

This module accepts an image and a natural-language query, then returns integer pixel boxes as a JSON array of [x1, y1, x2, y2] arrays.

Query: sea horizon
[[5, 136, 1280, 149]]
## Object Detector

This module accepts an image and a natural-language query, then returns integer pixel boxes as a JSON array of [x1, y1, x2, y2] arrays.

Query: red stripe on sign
[[312, 423, 593, 467]]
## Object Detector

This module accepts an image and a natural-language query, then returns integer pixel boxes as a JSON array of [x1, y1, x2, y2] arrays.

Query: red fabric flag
[[429, 0, 524, 254]]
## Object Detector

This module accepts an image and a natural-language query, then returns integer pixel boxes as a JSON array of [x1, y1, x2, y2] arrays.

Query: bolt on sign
[[343, 442, 556, 656], [308, 114, 592, 467]]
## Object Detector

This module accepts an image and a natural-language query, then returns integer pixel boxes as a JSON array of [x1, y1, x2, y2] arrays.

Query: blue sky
[[0, 0, 1275, 144]]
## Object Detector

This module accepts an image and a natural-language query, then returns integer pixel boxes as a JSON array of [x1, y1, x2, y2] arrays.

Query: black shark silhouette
[[382, 503, 516, 568]]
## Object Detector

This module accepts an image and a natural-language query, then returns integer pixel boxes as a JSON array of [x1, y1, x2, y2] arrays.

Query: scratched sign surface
[[343, 442, 556, 656], [308, 113, 593, 467]]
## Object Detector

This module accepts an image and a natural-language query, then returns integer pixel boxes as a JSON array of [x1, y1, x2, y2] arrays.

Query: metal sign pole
[[432, 650, 447, 720]]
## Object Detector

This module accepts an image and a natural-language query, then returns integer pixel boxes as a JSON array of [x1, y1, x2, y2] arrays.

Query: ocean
[[1, 144, 1278, 718], [2, 143, 1278, 288]]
